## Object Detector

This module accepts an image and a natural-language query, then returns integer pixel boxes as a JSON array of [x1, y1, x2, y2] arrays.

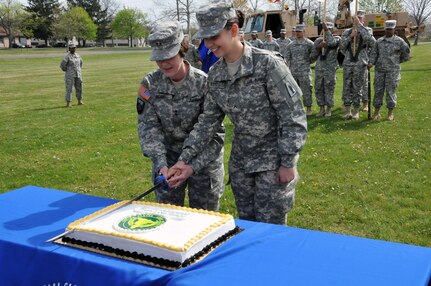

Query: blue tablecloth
[[1, 186, 430, 286]]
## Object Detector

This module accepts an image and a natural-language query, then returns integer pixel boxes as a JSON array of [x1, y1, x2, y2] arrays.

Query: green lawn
[[0, 45, 430, 247]]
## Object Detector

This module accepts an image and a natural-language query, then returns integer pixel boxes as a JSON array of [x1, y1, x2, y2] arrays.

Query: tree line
[[0, 0, 149, 48]]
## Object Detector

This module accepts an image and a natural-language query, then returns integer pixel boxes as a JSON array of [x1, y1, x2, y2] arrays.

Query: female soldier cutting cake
[[137, 21, 225, 211], [168, 0, 307, 225]]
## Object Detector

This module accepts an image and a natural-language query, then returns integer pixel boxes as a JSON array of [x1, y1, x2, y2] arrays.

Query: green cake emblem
[[118, 214, 166, 231]]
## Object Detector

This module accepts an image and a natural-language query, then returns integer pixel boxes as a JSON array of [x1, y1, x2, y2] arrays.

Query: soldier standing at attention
[[60, 43, 83, 107], [276, 28, 292, 62], [168, 0, 307, 225], [285, 24, 316, 116], [340, 11, 376, 120], [182, 34, 202, 69], [288, 27, 296, 41], [369, 20, 410, 121], [137, 21, 225, 211], [313, 22, 341, 117], [262, 30, 280, 52], [248, 30, 264, 48]]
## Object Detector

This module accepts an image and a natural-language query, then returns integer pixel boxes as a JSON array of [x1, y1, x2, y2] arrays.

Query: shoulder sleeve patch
[[138, 84, 151, 101]]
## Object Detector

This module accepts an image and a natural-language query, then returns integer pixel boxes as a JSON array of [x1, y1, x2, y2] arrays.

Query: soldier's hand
[[367, 64, 373, 70], [168, 161, 193, 188], [277, 166, 296, 185], [320, 41, 327, 49], [322, 22, 328, 31], [354, 16, 360, 26], [350, 29, 357, 38], [159, 166, 169, 179]]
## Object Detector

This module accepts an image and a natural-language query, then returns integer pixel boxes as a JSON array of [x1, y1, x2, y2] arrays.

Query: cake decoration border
[[67, 201, 234, 252]]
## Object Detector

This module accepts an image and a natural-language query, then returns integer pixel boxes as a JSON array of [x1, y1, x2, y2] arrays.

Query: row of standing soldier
[[245, 11, 410, 121]]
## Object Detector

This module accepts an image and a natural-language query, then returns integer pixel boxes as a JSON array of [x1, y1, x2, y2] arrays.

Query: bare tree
[[404, 0, 431, 45], [151, 0, 196, 35]]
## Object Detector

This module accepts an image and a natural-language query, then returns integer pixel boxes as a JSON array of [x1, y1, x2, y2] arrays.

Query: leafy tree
[[25, 0, 61, 46], [111, 8, 148, 47], [0, 0, 31, 48], [358, 0, 403, 14]]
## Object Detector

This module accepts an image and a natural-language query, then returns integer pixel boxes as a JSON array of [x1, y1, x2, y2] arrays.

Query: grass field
[[0, 45, 430, 247]]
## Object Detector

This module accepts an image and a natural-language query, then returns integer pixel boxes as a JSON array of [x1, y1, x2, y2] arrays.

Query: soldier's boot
[[388, 108, 395, 121], [362, 102, 369, 112], [343, 106, 352, 120], [306, 106, 313, 116], [373, 107, 381, 121], [324, 107, 332, 117], [78, 99, 84, 105], [351, 107, 360, 120], [66, 101, 72, 108], [316, 106, 325, 117]]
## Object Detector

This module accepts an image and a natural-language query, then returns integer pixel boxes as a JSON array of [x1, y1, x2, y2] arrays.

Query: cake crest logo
[[118, 214, 166, 231]]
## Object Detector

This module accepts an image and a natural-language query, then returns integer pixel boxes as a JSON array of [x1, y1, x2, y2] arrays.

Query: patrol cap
[[68, 43, 76, 48], [251, 30, 258, 35], [265, 30, 272, 36], [357, 10, 366, 18], [280, 29, 287, 34], [295, 24, 305, 32], [148, 21, 184, 61], [326, 22, 334, 29], [239, 30, 244, 36], [384, 20, 397, 30], [195, 0, 237, 39]]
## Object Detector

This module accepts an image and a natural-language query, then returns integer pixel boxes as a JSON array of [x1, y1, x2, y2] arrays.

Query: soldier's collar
[[212, 44, 254, 82]]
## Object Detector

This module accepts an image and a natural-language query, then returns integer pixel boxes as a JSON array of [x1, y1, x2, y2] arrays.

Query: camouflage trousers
[[314, 69, 337, 107], [362, 68, 370, 103], [153, 149, 225, 211], [228, 161, 298, 225], [65, 76, 83, 102], [292, 72, 313, 107], [373, 70, 400, 109], [342, 65, 366, 108]]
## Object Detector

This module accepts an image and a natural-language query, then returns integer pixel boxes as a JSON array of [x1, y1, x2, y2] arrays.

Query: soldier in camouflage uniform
[[340, 11, 376, 120], [369, 20, 410, 121], [313, 22, 340, 117], [137, 21, 225, 211], [168, 0, 307, 225], [276, 28, 292, 62], [248, 30, 264, 49], [288, 27, 296, 41], [182, 34, 202, 69], [285, 24, 317, 116], [262, 30, 280, 52], [60, 43, 83, 107]]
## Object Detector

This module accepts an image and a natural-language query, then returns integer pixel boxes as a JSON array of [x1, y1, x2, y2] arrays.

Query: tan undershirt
[[226, 55, 243, 77]]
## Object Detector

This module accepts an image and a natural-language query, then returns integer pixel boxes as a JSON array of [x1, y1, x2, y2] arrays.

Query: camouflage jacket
[[179, 44, 307, 173], [138, 62, 225, 173], [184, 45, 201, 68], [262, 40, 280, 52], [340, 24, 376, 67], [276, 38, 292, 59], [60, 53, 83, 78], [369, 35, 410, 72], [314, 31, 341, 73], [285, 38, 316, 75], [248, 39, 264, 49]]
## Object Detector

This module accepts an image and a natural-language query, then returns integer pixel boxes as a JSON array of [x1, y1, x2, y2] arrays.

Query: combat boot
[[316, 106, 325, 117], [351, 107, 360, 120], [388, 108, 394, 121], [66, 101, 72, 108], [343, 106, 352, 120], [362, 102, 369, 112], [306, 106, 312, 116], [324, 107, 332, 117], [78, 99, 84, 105], [373, 107, 381, 121]]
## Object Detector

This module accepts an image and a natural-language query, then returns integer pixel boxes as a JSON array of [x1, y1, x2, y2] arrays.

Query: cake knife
[[46, 176, 168, 243]]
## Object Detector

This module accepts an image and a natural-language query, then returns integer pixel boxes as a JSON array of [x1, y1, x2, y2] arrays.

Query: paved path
[[0, 49, 150, 59]]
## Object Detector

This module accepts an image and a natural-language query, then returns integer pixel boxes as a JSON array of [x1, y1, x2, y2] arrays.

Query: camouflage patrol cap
[[295, 24, 305, 32], [68, 43, 76, 48], [195, 0, 237, 39], [326, 22, 334, 29], [148, 21, 184, 61], [357, 10, 366, 18], [280, 29, 287, 34], [251, 30, 258, 35], [384, 20, 396, 30], [239, 30, 244, 36], [265, 30, 272, 36]]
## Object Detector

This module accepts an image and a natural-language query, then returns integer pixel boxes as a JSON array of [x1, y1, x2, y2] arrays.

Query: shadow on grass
[[307, 106, 379, 133], [27, 105, 72, 112]]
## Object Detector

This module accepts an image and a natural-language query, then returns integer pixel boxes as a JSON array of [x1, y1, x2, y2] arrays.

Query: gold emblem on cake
[[117, 214, 166, 232]]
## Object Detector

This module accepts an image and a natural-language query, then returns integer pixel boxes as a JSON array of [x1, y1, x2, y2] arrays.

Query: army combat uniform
[[369, 20, 410, 119], [313, 26, 341, 115], [262, 40, 280, 52], [276, 33, 292, 63], [138, 21, 225, 211], [60, 46, 83, 104], [340, 18, 375, 118], [179, 0, 307, 225], [249, 38, 264, 49], [285, 28, 316, 109], [184, 44, 202, 69]]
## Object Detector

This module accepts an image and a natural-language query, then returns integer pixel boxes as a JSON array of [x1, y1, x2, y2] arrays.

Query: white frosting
[[66, 203, 236, 263]]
